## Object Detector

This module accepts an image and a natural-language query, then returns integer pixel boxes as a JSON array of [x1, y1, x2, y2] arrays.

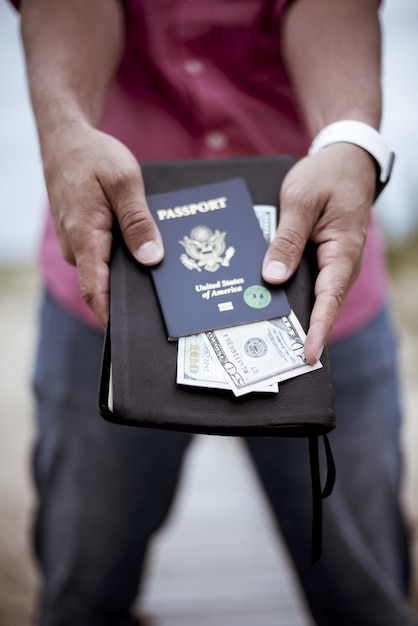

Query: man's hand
[[43, 122, 163, 327], [276, 0, 382, 362], [262, 143, 376, 364], [19, 0, 135, 326]]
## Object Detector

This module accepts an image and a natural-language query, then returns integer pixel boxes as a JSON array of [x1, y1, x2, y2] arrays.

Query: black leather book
[[99, 154, 335, 438]]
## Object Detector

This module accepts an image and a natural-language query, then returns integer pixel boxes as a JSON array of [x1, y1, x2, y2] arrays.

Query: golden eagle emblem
[[179, 226, 235, 272]]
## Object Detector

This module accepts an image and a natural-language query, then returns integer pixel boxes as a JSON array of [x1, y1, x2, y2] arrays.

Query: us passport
[[148, 178, 291, 339]]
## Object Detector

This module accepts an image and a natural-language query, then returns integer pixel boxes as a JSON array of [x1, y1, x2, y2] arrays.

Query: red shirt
[[40, 0, 387, 340]]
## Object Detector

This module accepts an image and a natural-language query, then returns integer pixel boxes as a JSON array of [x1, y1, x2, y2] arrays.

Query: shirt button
[[184, 59, 204, 76], [204, 131, 229, 151]]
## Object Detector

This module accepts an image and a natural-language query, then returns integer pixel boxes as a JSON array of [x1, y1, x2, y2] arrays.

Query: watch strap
[[308, 120, 395, 199]]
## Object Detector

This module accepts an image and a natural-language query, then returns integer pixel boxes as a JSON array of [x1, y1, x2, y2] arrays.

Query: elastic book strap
[[309, 434, 336, 563]]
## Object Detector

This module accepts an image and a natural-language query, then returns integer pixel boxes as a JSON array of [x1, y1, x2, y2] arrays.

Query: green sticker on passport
[[243, 285, 272, 309]]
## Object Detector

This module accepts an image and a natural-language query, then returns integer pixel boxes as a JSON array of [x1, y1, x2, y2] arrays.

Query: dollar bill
[[203, 311, 322, 397], [253, 204, 276, 244], [177, 333, 232, 390], [177, 333, 278, 393]]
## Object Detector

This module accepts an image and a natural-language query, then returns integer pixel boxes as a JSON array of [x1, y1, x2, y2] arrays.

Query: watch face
[[243, 285, 272, 309]]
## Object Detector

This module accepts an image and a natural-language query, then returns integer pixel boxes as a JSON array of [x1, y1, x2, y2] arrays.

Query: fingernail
[[136, 240, 163, 264], [263, 260, 289, 281]]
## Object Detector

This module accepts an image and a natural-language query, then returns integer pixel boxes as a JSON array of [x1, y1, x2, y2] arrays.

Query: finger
[[51, 203, 77, 266], [107, 162, 164, 266], [304, 290, 340, 366], [76, 227, 113, 327], [303, 242, 359, 364]]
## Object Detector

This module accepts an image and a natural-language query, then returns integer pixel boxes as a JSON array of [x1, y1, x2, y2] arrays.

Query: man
[[15, 0, 417, 624]]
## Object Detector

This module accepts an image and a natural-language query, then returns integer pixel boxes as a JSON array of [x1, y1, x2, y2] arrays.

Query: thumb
[[262, 212, 311, 285], [110, 164, 164, 266]]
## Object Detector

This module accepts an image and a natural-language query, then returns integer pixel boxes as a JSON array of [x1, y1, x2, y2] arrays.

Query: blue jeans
[[32, 292, 417, 625]]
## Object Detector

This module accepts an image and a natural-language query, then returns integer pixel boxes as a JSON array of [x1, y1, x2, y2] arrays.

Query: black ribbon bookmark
[[309, 434, 336, 563]]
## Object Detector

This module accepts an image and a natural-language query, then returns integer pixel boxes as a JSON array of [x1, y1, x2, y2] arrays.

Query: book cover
[[148, 178, 290, 339]]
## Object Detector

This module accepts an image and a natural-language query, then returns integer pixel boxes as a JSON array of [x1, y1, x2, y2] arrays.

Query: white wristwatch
[[308, 120, 395, 199]]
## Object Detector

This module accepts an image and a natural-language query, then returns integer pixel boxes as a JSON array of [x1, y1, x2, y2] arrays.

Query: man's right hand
[[42, 122, 164, 327]]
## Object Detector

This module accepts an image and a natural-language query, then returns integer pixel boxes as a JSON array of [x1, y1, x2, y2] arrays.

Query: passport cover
[[148, 178, 290, 339]]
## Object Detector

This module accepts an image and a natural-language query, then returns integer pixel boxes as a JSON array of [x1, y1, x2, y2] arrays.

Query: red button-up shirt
[[40, 0, 387, 340]]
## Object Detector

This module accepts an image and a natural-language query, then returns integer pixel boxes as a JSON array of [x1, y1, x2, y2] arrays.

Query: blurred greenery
[[387, 232, 418, 275], [386, 231, 418, 338]]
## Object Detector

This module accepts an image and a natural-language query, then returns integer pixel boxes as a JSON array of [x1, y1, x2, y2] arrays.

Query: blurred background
[[1, 1, 417, 625]]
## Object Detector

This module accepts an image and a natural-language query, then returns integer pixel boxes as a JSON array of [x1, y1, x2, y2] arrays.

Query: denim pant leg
[[245, 306, 417, 626], [32, 292, 192, 626]]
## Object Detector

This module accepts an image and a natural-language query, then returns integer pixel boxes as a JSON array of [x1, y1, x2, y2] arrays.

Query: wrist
[[39, 115, 94, 178], [33, 91, 96, 142], [308, 120, 395, 200]]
